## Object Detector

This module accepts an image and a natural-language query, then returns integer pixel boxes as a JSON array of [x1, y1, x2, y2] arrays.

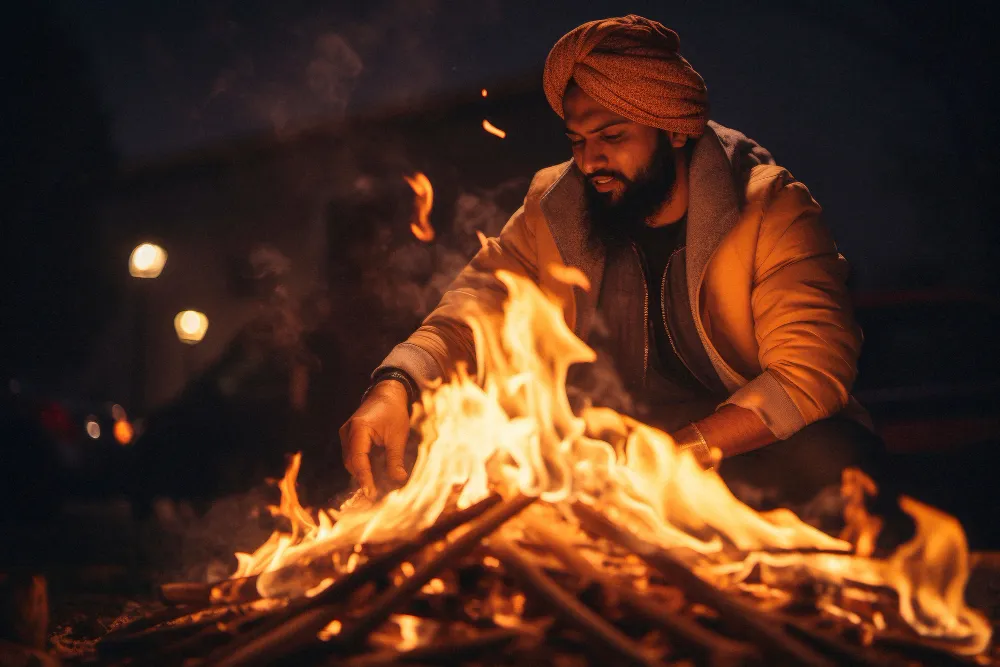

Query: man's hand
[[339, 379, 411, 498]]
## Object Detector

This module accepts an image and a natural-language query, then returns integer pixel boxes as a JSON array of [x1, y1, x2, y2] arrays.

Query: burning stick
[[487, 536, 664, 667], [522, 517, 756, 667], [573, 502, 838, 667], [403, 172, 434, 242], [160, 582, 213, 606], [342, 627, 520, 667], [335, 494, 536, 647], [208, 494, 528, 667]]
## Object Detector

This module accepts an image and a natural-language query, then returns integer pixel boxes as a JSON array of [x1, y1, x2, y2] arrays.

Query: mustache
[[586, 170, 628, 185]]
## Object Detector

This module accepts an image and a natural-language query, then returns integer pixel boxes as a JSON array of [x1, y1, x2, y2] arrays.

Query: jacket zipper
[[628, 243, 649, 385], [660, 247, 699, 380]]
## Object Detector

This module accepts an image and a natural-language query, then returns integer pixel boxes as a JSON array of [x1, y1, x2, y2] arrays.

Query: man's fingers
[[345, 424, 376, 497], [384, 430, 409, 483]]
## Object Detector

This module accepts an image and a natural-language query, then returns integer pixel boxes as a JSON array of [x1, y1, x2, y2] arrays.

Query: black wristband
[[366, 367, 418, 406]]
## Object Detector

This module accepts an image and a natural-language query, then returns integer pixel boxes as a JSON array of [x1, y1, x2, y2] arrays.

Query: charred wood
[[487, 536, 664, 667], [573, 502, 837, 667]]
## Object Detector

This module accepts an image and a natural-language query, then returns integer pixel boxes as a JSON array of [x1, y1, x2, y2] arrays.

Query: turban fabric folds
[[543, 15, 708, 137]]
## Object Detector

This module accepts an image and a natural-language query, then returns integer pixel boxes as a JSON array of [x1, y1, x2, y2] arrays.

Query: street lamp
[[129, 243, 167, 278], [128, 242, 166, 416], [175, 310, 209, 382], [174, 310, 209, 344]]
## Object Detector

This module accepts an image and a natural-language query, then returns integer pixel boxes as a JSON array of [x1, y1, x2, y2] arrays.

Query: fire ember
[[97, 270, 995, 666]]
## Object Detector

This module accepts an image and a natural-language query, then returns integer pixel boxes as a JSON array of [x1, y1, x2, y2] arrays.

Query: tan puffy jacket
[[378, 121, 866, 439]]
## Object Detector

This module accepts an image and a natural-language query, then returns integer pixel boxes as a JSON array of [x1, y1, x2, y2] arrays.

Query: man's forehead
[[563, 86, 630, 133]]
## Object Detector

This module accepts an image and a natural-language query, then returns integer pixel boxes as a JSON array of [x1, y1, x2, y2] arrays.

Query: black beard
[[584, 133, 677, 247]]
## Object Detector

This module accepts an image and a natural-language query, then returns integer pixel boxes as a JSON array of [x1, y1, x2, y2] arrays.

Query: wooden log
[[338, 627, 521, 666], [873, 630, 989, 667], [487, 536, 664, 667], [573, 502, 838, 667], [336, 494, 536, 647], [521, 517, 756, 667], [193, 494, 502, 666], [206, 493, 531, 667], [780, 616, 907, 667], [160, 582, 212, 606]]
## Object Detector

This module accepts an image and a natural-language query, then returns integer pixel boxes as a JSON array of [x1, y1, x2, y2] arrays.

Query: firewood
[[336, 494, 536, 647], [338, 627, 521, 666], [160, 582, 212, 606], [873, 630, 989, 666], [487, 536, 664, 667], [573, 502, 837, 667], [193, 494, 502, 665], [521, 517, 756, 667], [780, 615, 906, 667], [205, 494, 531, 667]]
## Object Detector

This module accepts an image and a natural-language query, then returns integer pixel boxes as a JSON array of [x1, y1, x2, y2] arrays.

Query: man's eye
[[602, 133, 624, 143], [567, 137, 584, 147]]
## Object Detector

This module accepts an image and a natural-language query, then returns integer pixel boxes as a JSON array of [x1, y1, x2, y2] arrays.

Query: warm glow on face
[[129, 243, 167, 278], [482, 119, 506, 139], [404, 172, 435, 242], [174, 310, 209, 344]]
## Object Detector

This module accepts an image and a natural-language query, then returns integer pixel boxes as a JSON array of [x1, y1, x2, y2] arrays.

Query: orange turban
[[543, 15, 708, 137]]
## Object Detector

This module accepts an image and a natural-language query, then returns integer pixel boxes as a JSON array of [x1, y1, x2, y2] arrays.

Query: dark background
[[1, 0, 998, 597]]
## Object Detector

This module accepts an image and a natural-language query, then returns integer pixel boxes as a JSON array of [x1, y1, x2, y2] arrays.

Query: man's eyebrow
[[564, 119, 628, 135]]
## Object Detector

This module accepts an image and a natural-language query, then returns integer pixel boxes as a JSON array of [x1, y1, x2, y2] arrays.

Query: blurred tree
[[0, 4, 118, 387]]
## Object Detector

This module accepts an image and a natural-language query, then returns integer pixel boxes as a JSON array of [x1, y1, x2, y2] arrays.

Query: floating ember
[[99, 269, 995, 666], [482, 119, 506, 139], [403, 172, 434, 242]]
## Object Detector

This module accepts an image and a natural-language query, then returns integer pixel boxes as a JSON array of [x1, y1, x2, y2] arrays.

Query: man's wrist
[[673, 422, 713, 468], [367, 367, 418, 406]]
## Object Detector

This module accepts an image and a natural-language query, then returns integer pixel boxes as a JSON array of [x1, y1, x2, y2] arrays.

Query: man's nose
[[581, 143, 608, 175]]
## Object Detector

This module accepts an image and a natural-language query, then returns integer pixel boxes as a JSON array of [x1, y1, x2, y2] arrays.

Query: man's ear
[[666, 131, 688, 148]]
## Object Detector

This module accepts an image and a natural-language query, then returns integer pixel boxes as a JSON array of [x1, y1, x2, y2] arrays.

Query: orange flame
[[481, 88, 488, 98], [233, 268, 991, 655], [482, 119, 506, 139], [403, 172, 434, 242]]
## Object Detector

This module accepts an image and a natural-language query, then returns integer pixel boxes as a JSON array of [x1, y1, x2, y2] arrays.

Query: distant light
[[482, 119, 506, 139], [111, 404, 126, 422], [481, 88, 488, 97], [174, 310, 209, 344], [129, 243, 167, 278], [85, 418, 101, 439], [113, 420, 134, 446]]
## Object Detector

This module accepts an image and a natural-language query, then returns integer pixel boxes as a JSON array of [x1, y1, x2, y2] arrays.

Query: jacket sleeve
[[375, 199, 540, 389], [723, 178, 862, 439]]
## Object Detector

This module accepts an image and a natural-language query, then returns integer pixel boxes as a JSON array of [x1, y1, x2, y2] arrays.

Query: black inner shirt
[[629, 217, 704, 392]]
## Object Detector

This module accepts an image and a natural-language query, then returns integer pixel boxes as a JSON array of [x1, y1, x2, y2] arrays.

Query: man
[[340, 15, 880, 504]]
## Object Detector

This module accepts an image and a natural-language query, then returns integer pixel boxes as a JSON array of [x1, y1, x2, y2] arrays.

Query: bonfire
[[99, 266, 994, 667]]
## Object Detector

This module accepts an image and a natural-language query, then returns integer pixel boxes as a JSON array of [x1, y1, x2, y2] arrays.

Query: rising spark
[[482, 119, 506, 139]]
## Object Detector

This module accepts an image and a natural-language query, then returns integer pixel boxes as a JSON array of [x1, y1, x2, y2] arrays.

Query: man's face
[[564, 84, 662, 204], [563, 83, 679, 243]]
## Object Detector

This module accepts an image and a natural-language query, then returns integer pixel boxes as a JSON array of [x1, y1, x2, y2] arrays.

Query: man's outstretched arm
[[340, 199, 541, 497]]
